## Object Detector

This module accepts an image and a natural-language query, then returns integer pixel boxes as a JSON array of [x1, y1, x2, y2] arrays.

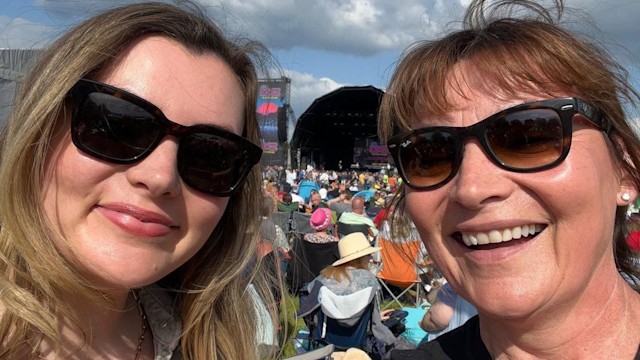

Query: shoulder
[[391, 316, 489, 360], [425, 316, 489, 359], [140, 285, 182, 357]]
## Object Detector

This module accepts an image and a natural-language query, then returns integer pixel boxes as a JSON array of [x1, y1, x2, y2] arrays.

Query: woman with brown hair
[[379, 0, 640, 358]]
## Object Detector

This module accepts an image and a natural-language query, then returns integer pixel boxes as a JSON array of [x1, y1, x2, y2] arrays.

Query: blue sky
[[1, 0, 639, 121]]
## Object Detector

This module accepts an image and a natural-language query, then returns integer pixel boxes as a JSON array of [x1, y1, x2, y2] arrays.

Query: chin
[[470, 285, 545, 320], [82, 262, 176, 291]]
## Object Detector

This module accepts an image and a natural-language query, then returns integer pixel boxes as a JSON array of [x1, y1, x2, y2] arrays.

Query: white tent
[[0, 49, 42, 126]]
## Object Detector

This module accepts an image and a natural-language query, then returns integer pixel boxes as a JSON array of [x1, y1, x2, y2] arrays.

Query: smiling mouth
[[453, 224, 545, 247]]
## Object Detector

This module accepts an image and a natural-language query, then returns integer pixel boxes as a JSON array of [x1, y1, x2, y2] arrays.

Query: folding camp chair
[[285, 235, 339, 294], [291, 212, 314, 234], [284, 343, 335, 360], [376, 221, 425, 310], [297, 285, 376, 352], [336, 221, 370, 239], [272, 211, 293, 234]]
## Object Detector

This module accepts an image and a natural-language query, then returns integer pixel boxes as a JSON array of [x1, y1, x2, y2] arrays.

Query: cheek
[[404, 189, 443, 238], [43, 134, 106, 216], [186, 194, 229, 238]]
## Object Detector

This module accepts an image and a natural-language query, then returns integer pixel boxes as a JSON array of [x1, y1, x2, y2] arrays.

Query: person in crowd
[[291, 187, 305, 205], [373, 201, 392, 230], [419, 282, 477, 341], [366, 191, 384, 218], [0, 2, 279, 359], [278, 192, 301, 212], [626, 213, 640, 251], [305, 192, 329, 213], [305, 208, 339, 244], [319, 187, 329, 201], [379, 0, 640, 358], [327, 180, 342, 199], [337, 197, 379, 238], [264, 181, 280, 211], [260, 195, 289, 257], [308, 233, 405, 350], [327, 188, 354, 219]]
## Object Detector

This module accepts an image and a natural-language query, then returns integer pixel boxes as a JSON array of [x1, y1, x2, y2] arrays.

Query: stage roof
[[290, 85, 384, 151]]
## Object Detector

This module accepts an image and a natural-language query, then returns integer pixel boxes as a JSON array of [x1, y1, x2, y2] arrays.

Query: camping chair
[[375, 222, 425, 310], [336, 222, 370, 239], [291, 212, 314, 234], [284, 344, 335, 360], [298, 285, 376, 352], [285, 235, 339, 294], [272, 211, 293, 233]]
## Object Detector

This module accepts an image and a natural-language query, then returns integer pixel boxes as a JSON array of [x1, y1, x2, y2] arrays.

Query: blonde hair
[[378, 0, 640, 287], [0, 2, 279, 359], [320, 256, 370, 282]]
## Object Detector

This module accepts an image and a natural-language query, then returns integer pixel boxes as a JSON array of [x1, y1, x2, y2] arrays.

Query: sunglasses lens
[[178, 133, 251, 195], [75, 92, 159, 161], [399, 130, 457, 188], [486, 109, 564, 169]]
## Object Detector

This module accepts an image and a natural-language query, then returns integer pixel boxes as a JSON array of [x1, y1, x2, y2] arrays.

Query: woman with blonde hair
[[380, 0, 640, 358], [308, 233, 403, 351], [0, 2, 278, 359]]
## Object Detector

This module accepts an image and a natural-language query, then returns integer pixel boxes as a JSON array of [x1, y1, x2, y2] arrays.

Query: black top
[[390, 315, 640, 360]]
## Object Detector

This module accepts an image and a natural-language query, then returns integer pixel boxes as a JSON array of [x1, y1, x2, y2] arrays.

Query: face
[[43, 36, 246, 291], [404, 63, 630, 318]]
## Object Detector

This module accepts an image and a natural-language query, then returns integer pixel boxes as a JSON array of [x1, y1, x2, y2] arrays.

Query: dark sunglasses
[[68, 79, 262, 196], [387, 97, 608, 190]]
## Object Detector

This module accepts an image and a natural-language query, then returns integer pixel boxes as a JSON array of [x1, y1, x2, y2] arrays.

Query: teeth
[[488, 230, 502, 243], [459, 224, 543, 247]]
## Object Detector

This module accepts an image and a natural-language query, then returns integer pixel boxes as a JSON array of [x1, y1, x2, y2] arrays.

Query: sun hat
[[319, 188, 328, 200], [331, 348, 372, 360], [375, 197, 385, 207], [332, 233, 381, 266], [310, 208, 332, 231]]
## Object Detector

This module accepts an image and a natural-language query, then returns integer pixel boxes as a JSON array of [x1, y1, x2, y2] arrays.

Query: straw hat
[[332, 233, 381, 266], [331, 348, 372, 360], [310, 208, 331, 231]]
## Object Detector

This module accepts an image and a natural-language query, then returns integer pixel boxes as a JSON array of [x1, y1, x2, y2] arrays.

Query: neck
[[481, 271, 640, 359], [37, 290, 147, 359]]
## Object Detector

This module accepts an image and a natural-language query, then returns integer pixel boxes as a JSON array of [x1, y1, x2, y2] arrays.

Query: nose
[[125, 138, 182, 198], [449, 139, 514, 209]]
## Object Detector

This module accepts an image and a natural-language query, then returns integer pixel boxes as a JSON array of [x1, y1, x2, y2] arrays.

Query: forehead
[[97, 35, 245, 135], [413, 61, 564, 127]]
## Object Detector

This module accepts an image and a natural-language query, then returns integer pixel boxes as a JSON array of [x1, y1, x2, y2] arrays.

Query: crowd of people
[[0, 0, 639, 359]]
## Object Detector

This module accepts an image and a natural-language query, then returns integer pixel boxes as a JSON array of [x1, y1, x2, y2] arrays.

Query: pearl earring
[[621, 193, 631, 202]]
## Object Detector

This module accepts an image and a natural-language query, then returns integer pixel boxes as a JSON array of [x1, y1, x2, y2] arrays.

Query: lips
[[457, 224, 545, 247], [97, 203, 177, 237]]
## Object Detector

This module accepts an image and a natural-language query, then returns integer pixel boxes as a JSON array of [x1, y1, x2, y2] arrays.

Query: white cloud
[[273, 69, 343, 140], [203, 0, 468, 56], [0, 15, 55, 48], [282, 69, 343, 118]]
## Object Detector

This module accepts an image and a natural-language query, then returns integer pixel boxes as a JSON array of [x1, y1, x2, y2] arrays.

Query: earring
[[621, 193, 631, 202]]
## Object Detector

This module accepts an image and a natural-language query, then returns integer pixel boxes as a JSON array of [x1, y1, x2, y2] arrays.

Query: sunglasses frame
[[69, 79, 263, 196], [387, 97, 607, 191]]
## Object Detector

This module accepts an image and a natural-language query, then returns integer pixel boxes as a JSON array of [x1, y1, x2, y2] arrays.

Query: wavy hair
[[0, 2, 279, 359], [378, 0, 640, 288]]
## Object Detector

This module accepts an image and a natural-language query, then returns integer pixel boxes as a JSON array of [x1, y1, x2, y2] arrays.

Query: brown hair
[[378, 0, 640, 287]]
